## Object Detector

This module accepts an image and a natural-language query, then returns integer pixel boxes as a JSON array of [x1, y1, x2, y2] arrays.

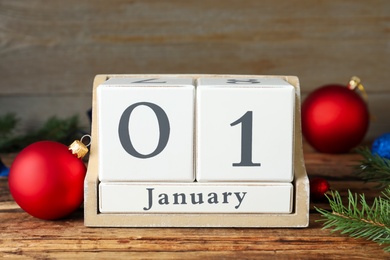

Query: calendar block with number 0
[[98, 77, 195, 182], [85, 74, 309, 228]]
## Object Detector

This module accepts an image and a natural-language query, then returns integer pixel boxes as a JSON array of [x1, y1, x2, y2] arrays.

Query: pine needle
[[316, 189, 390, 252], [355, 147, 390, 188]]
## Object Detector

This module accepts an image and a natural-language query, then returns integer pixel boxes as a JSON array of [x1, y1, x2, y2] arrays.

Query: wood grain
[[0, 149, 389, 259], [0, 0, 389, 140]]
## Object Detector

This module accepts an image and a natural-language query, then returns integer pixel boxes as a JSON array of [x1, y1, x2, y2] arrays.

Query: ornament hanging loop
[[69, 134, 91, 159], [348, 76, 368, 102], [80, 134, 92, 147]]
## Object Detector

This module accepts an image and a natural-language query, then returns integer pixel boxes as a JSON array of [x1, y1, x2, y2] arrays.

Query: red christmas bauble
[[8, 141, 87, 220], [310, 177, 330, 201], [302, 82, 369, 153]]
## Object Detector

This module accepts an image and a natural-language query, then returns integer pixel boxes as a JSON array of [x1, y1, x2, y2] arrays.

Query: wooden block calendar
[[84, 74, 309, 227]]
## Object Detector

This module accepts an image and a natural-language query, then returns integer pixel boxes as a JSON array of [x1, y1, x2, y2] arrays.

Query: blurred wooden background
[[0, 0, 389, 141]]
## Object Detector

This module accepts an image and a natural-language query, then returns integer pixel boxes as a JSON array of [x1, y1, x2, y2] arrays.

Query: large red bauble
[[8, 141, 86, 220], [302, 84, 369, 153]]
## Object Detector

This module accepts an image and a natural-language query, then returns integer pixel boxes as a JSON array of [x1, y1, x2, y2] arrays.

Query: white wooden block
[[196, 77, 295, 182], [98, 77, 195, 182], [99, 182, 293, 214]]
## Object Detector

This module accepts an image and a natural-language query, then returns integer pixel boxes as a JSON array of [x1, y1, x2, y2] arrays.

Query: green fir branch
[[0, 113, 18, 138], [0, 114, 82, 153], [316, 189, 390, 252], [355, 147, 390, 188]]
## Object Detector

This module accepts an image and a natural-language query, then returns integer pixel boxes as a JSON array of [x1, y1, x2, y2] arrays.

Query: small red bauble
[[8, 141, 87, 220], [310, 177, 330, 201], [302, 77, 369, 153]]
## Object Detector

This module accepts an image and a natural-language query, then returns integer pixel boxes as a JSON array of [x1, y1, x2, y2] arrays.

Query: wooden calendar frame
[[84, 74, 309, 228]]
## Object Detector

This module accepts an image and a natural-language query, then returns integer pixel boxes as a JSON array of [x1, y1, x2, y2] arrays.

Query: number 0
[[118, 102, 170, 159], [230, 111, 261, 167]]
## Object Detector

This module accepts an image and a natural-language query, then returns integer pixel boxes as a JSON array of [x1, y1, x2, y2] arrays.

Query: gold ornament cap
[[348, 76, 368, 102], [69, 135, 90, 159]]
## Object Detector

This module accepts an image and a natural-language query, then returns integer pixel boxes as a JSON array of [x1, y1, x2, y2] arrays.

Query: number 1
[[230, 111, 261, 167]]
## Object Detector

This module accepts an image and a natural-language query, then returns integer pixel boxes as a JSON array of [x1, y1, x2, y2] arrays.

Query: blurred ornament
[[371, 133, 390, 160], [8, 137, 89, 220], [0, 157, 9, 177], [310, 177, 330, 201], [302, 76, 369, 153]]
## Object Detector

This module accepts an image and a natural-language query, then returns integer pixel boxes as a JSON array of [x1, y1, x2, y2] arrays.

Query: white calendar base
[[84, 74, 310, 228]]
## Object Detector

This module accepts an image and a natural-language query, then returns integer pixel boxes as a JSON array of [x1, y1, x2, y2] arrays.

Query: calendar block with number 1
[[85, 74, 309, 227]]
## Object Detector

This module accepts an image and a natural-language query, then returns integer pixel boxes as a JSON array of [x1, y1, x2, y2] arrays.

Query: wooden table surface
[[0, 147, 388, 259]]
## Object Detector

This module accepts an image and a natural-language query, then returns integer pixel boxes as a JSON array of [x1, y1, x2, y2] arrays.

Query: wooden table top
[[0, 148, 388, 259]]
